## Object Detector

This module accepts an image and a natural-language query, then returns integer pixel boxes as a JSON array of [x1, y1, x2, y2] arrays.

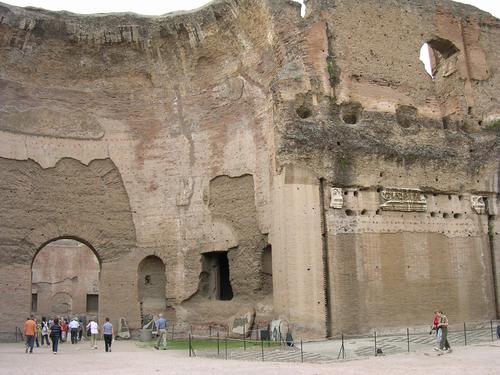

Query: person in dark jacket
[[49, 318, 62, 354]]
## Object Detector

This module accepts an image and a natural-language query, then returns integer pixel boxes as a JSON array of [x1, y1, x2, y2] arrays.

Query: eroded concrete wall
[[0, 0, 498, 338]]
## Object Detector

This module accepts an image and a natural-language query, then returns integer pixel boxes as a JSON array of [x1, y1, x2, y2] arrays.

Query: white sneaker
[[433, 347, 440, 351]]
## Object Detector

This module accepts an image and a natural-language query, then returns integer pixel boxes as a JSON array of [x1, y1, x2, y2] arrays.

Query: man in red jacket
[[24, 316, 36, 354]]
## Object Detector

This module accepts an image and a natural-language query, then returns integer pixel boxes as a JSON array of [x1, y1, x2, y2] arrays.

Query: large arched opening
[[31, 238, 101, 319]]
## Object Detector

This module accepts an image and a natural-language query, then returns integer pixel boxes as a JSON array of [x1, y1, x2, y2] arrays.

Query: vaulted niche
[[138, 256, 166, 315], [200, 251, 233, 301]]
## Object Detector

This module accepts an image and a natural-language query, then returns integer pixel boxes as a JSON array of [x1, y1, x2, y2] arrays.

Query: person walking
[[86, 319, 99, 349], [49, 318, 62, 354], [78, 319, 83, 342], [24, 316, 36, 354], [438, 311, 452, 353], [41, 317, 50, 347], [68, 318, 79, 344], [102, 318, 114, 352], [431, 310, 442, 351], [154, 314, 167, 350], [35, 318, 41, 348], [60, 319, 68, 343]]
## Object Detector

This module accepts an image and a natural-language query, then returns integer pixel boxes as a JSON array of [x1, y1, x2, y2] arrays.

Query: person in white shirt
[[86, 320, 99, 349], [68, 318, 80, 344]]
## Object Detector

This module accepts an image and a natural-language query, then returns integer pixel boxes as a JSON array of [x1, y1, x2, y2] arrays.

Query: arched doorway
[[138, 256, 166, 322], [31, 238, 100, 318]]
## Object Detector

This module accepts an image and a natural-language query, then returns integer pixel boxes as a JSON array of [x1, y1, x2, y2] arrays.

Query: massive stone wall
[[0, 0, 498, 339]]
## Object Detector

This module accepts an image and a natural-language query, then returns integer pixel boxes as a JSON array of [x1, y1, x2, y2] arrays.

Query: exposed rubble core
[[0, 0, 498, 339]]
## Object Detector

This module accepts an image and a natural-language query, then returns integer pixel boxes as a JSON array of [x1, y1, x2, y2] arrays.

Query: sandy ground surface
[[1, 340, 499, 374]]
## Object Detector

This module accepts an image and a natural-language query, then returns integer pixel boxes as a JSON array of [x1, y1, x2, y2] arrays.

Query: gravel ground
[[1, 340, 499, 374]]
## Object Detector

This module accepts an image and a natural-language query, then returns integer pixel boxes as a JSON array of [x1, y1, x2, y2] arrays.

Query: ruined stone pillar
[[271, 165, 326, 337]]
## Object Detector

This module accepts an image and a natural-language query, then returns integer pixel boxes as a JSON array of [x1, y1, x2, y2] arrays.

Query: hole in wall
[[361, 209, 368, 215], [431, 212, 436, 217], [396, 105, 418, 128], [340, 101, 362, 124], [420, 38, 459, 79], [443, 213, 449, 218], [296, 104, 312, 119], [345, 209, 354, 216], [453, 213, 462, 219], [375, 209, 381, 215]]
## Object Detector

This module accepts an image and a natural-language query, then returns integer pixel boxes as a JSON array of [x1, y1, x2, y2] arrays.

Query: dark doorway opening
[[86, 294, 99, 314], [201, 251, 233, 301]]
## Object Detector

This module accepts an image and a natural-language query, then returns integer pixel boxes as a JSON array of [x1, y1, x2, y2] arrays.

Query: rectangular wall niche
[[86, 294, 99, 313], [201, 251, 233, 301], [31, 293, 38, 313]]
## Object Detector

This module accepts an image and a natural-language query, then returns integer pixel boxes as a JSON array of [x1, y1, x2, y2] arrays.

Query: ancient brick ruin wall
[[0, 0, 278, 338], [271, 0, 499, 334], [0, 0, 499, 339]]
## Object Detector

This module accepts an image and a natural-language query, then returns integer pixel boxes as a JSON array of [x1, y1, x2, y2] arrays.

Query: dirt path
[[1, 340, 499, 374]]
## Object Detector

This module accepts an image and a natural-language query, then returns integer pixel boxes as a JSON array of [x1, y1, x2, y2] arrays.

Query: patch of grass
[[485, 119, 500, 131], [136, 338, 280, 351], [339, 157, 350, 171]]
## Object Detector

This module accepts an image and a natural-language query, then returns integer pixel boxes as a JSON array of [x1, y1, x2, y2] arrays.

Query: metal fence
[[178, 320, 500, 363]]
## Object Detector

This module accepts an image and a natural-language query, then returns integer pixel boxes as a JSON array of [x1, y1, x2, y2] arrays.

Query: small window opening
[[145, 275, 151, 284], [420, 38, 459, 79]]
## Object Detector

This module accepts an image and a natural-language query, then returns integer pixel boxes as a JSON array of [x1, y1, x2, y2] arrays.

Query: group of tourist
[[24, 316, 114, 354], [430, 310, 452, 353]]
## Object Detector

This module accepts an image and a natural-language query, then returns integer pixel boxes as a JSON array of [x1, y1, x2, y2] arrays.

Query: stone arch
[[0, 156, 136, 339], [0, 156, 136, 266], [31, 238, 101, 318], [31, 235, 103, 269]]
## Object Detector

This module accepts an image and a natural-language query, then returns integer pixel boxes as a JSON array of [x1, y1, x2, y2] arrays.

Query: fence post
[[188, 333, 192, 357], [261, 337, 264, 361], [243, 325, 246, 350], [217, 331, 220, 356], [407, 328, 410, 352], [464, 322, 467, 346], [374, 330, 377, 356], [225, 336, 228, 360], [491, 320, 494, 342], [209, 325, 211, 338], [171, 323, 175, 341], [300, 339, 303, 363]]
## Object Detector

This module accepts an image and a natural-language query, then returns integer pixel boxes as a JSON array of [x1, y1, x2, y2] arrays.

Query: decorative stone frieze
[[330, 188, 343, 208], [471, 195, 486, 214], [380, 187, 427, 212]]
